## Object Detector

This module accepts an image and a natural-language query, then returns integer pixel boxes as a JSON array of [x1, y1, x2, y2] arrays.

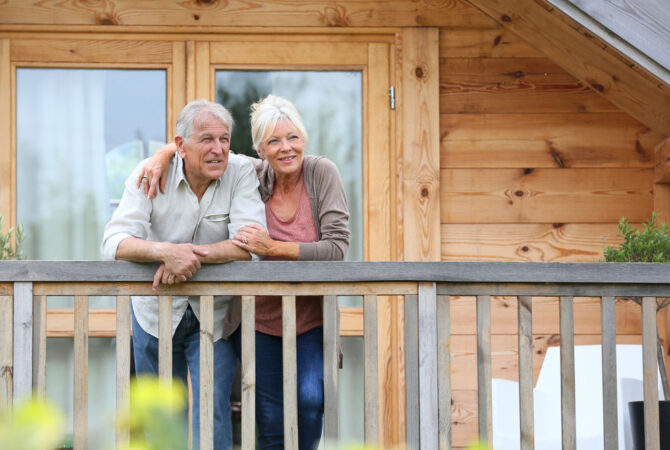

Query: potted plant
[[0, 214, 24, 260], [603, 212, 670, 448]]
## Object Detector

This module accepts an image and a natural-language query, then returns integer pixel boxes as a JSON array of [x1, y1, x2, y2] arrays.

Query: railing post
[[282, 295, 298, 449], [642, 296, 660, 450], [199, 295, 214, 450], [404, 294, 419, 450], [32, 295, 47, 399], [601, 296, 618, 450], [1, 293, 12, 408], [437, 294, 452, 450], [116, 295, 131, 448], [559, 296, 576, 450], [476, 295, 492, 444], [158, 295, 172, 383], [323, 295, 339, 445], [517, 296, 534, 450], [418, 282, 438, 450], [364, 294, 379, 444], [241, 295, 255, 450], [73, 295, 88, 450], [13, 281, 32, 404]]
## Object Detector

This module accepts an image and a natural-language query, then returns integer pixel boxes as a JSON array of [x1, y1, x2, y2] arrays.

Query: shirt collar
[[172, 154, 221, 191]]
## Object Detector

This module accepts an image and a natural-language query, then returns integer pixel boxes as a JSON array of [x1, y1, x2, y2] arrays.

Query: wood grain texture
[[73, 295, 88, 450], [464, 0, 670, 136], [653, 183, 670, 225], [418, 283, 438, 450], [241, 296, 255, 450], [170, 41, 186, 141], [11, 39, 171, 63], [654, 137, 670, 183], [115, 296, 130, 449], [199, 295, 214, 450], [441, 223, 627, 262], [437, 295, 452, 450], [404, 295, 419, 450], [440, 57, 618, 114], [364, 294, 379, 444], [440, 113, 661, 169], [211, 41, 369, 66], [323, 296, 339, 443], [600, 296, 618, 450], [0, 40, 10, 230], [559, 296, 576, 450], [194, 41, 210, 99], [475, 296, 492, 442], [32, 295, 46, 399], [401, 28, 441, 261], [642, 296, 660, 449], [0, 0, 494, 27], [281, 295, 298, 449], [158, 296, 172, 383], [0, 296, 12, 408], [12, 282, 32, 403], [441, 168, 653, 223], [439, 28, 542, 58], [46, 308, 117, 337], [517, 296, 533, 450]]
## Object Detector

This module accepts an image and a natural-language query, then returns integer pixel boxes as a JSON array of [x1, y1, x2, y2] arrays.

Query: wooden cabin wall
[[437, 6, 667, 448]]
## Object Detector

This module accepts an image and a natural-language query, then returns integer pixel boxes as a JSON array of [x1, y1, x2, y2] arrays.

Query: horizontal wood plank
[[439, 28, 542, 58], [440, 223, 629, 262], [441, 168, 653, 223], [210, 41, 368, 65], [440, 57, 618, 113], [0, 0, 495, 27], [11, 39, 172, 63]]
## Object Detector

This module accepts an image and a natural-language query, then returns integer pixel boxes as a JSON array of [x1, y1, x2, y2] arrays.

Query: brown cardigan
[[222, 154, 351, 337]]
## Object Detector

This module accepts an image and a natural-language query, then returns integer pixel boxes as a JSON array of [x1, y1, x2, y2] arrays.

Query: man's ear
[[175, 136, 186, 158]]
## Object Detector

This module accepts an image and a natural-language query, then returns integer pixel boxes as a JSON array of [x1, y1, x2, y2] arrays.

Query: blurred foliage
[[466, 439, 492, 450], [0, 397, 65, 449], [216, 80, 266, 158], [117, 375, 187, 450], [0, 214, 25, 260]]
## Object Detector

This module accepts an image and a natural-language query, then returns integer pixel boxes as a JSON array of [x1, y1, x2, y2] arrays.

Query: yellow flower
[[0, 397, 65, 449]]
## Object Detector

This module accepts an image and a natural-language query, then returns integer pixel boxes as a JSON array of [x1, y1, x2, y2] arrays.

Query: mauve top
[[255, 181, 323, 336]]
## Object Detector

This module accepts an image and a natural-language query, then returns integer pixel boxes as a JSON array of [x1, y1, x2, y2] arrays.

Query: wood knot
[[96, 13, 119, 25], [415, 66, 425, 79], [515, 190, 524, 197], [501, 14, 512, 22], [420, 187, 430, 198], [553, 223, 564, 229], [1, 366, 12, 377], [590, 82, 604, 92], [523, 168, 534, 175], [193, 14, 200, 20], [493, 35, 502, 46], [197, 0, 215, 4], [521, 246, 529, 252], [514, 70, 525, 78]]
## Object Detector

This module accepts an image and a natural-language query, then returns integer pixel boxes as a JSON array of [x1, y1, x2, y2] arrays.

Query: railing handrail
[[3, 260, 670, 283]]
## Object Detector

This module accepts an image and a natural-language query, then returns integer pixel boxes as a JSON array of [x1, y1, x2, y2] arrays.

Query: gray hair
[[176, 99, 234, 143], [250, 95, 308, 150]]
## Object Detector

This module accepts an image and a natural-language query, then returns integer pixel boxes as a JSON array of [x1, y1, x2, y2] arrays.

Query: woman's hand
[[232, 224, 275, 256], [136, 142, 177, 199]]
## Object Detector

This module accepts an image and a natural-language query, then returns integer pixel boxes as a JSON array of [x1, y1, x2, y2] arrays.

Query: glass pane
[[215, 71, 363, 264], [16, 68, 166, 448]]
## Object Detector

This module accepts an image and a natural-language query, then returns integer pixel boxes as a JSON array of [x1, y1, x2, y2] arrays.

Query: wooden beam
[[401, 28, 441, 261], [465, 0, 670, 136]]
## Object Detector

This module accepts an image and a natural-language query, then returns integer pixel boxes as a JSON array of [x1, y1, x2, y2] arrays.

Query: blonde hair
[[250, 95, 308, 150]]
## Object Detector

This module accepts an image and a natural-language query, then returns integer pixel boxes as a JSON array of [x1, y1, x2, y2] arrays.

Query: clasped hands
[[153, 243, 208, 291]]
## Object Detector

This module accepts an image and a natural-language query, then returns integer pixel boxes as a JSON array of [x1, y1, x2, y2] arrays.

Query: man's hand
[[151, 243, 209, 290]]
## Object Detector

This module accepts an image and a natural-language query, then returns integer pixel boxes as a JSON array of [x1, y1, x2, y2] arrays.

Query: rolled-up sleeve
[[101, 165, 152, 261], [228, 158, 267, 261]]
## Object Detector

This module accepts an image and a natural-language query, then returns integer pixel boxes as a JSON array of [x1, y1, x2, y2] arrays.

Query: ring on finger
[[243, 238, 249, 245]]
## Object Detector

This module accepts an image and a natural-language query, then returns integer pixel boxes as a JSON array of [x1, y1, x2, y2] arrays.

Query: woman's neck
[[274, 168, 303, 195]]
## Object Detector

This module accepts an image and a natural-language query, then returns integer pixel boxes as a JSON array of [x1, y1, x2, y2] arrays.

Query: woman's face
[[257, 120, 305, 178]]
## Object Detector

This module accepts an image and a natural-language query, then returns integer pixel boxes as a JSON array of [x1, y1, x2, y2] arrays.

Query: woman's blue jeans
[[131, 304, 237, 449], [232, 326, 324, 450]]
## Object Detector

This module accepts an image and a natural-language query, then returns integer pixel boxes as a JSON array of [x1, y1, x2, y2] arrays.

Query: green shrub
[[0, 215, 25, 260], [604, 212, 670, 263]]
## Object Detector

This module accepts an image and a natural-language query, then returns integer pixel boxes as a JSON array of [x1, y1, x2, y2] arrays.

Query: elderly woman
[[138, 94, 350, 450]]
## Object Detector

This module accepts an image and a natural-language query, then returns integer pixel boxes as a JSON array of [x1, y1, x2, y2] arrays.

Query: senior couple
[[101, 95, 350, 449]]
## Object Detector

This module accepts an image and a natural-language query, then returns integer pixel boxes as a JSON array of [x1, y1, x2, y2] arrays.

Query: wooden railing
[[1, 261, 669, 449]]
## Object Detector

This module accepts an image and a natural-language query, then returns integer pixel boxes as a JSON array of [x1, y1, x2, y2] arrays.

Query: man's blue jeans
[[232, 326, 324, 450], [131, 304, 237, 449]]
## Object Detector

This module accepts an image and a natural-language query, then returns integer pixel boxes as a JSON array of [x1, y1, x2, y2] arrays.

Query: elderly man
[[101, 99, 265, 449]]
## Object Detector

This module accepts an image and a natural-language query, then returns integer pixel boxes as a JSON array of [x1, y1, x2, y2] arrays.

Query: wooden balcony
[[1, 261, 668, 449]]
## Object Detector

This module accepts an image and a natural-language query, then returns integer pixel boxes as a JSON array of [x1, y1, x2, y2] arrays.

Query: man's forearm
[[115, 237, 168, 262], [198, 239, 251, 263]]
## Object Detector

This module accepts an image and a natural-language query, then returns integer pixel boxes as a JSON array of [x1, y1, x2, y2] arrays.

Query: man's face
[[176, 113, 230, 189]]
